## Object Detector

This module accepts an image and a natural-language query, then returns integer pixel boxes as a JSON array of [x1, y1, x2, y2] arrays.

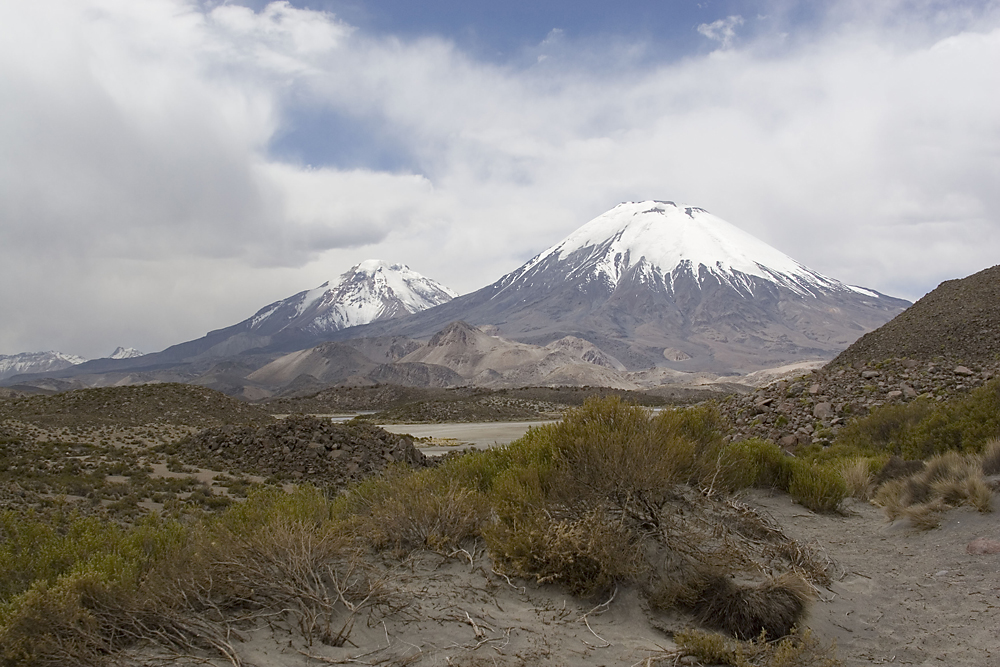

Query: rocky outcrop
[[723, 358, 1000, 447], [181, 415, 429, 488]]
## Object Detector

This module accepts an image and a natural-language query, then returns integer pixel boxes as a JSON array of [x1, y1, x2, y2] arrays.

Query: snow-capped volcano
[[109, 346, 143, 360], [247, 260, 458, 336], [501, 201, 872, 300], [344, 201, 910, 373], [0, 351, 86, 381]]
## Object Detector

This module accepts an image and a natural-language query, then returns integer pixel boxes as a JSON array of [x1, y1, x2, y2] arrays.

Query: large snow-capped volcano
[[502, 201, 872, 300], [341, 201, 910, 372], [247, 259, 458, 336]]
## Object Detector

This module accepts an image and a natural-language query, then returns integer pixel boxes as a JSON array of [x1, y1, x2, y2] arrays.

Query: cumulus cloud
[[1, 0, 999, 357], [697, 15, 745, 48]]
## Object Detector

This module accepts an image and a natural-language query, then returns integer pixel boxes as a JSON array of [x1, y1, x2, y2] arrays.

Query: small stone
[[813, 402, 834, 420], [862, 370, 880, 379], [779, 434, 798, 449], [954, 366, 974, 376], [966, 538, 1000, 554], [808, 383, 822, 395], [886, 390, 903, 400]]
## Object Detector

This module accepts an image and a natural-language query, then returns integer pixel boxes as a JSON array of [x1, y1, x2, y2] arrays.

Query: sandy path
[[746, 491, 1000, 666]]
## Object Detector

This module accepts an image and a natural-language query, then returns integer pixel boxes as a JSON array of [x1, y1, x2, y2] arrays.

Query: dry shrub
[[673, 627, 840, 667], [872, 451, 994, 528], [980, 438, 1000, 476], [487, 506, 646, 597], [839, 457, 874, 500], [692, 573, 813, 641], [342, 466, 490, 552]]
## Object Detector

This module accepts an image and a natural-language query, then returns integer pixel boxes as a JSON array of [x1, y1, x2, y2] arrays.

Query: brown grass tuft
[[873, 450, 994, 528], [692, 572, 813, 641], [980, 438, 1000, 476]]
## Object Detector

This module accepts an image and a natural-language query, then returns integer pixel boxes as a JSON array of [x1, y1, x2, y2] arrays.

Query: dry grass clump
[[692, 573, 814, 641], [671, 626, 840, 667], [873, 450, 993, 528], [980, 438, 1000, 476], [838, 457, 881, 500]]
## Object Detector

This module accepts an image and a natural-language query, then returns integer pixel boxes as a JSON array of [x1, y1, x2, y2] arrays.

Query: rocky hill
[[830, 264, 1000, 367], [174, 415, 428, 487], [723, 358, 999, 448], [0, 383, 274, 428]]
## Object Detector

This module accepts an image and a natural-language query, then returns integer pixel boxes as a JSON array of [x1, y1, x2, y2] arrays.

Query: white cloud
[[1, 0, 999, 357], [697, 15, 745, 49]]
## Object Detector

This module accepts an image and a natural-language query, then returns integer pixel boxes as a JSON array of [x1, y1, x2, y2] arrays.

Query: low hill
[[830, 264, 1000, 367], [0, 383, 274, 428]]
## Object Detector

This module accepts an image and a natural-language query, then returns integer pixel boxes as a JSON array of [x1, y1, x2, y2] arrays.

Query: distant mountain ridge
[[1, 260, 459, 384], [0, 351, 86, 381], [1, 202, 912, 393]]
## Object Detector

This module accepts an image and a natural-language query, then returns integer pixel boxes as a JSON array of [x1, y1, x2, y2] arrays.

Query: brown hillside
[[830, 264, 1000, 367], [0, 383, 274, 428]]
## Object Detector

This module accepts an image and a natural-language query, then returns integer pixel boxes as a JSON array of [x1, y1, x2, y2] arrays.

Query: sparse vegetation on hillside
[[0, 383, 275, 428], [0, 397, 841, 665], [833, 378, 1000, 459]]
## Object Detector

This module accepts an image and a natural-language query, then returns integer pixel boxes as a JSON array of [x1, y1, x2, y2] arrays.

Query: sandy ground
[[139, 489, 999, 667], [746, 491, 1000, 667]]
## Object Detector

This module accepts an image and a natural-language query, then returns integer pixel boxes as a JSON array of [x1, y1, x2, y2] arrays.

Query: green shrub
[[340, 466, 490, 551], [834, 400, 933, 455], [716, 439, 795, 491], [834, 379, 1000, 460], [787, 461, 846, 513]]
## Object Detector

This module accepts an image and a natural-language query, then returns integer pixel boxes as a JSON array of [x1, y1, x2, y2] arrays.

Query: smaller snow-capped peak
[[109, 347, 143, 359], [511, 201, 859, 298], [249, 260, 458, 334], [0, 350, 87, 381]]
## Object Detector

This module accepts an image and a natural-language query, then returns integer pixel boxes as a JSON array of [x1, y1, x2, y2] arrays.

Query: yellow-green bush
[[673, 627, 840, 667], [338, 466, 490, 551], [834, 379, 1000, 460], [787, 461, 846, 513]]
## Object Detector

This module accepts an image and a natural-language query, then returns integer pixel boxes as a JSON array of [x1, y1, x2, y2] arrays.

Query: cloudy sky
[[2, 0, 999, 359]]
